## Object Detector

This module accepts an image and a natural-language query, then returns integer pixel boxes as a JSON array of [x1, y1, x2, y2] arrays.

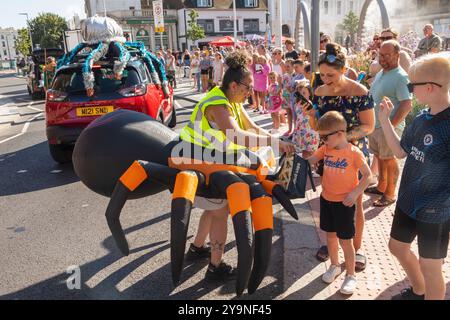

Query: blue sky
[[0, 1, 86, 29]]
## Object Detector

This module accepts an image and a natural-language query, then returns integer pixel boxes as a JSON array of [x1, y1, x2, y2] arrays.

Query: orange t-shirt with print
[[314, 143, 366, 202]]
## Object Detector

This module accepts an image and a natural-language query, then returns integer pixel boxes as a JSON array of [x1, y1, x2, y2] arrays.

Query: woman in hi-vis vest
[[179, 52, 295, 280]]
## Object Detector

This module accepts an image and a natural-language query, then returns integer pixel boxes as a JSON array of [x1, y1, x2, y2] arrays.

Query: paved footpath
[[174, 77, 450, 300]]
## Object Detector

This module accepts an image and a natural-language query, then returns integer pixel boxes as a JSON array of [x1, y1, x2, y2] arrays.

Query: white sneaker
[[340, 275, 357, 295], [322, 265, 342, 284]]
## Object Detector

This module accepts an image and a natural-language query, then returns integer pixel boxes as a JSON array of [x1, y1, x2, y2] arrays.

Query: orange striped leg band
[[119, 161, 148, 192], [261, 180, 277, 196], [226, 182, 251, 218], [251, 197, 274, 231], [172, 172, 198, 203]]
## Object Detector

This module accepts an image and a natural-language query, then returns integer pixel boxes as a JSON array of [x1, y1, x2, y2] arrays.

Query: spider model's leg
[[261, 180, 299, 220], [238, 174, 273, 295], [83, 42, 109, 97], [112, 42, 131, 80], [57, 43, 87, 69], [209, 171, 253, 297], [105, 161, 181, 256], [170, 170, 205, 286]]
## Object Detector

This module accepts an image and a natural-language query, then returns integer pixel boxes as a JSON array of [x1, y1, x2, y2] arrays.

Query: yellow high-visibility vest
[[180, 86, 247, 151]]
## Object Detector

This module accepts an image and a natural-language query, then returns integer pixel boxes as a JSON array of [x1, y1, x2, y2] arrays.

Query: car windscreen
[[52, 67, 141, 95]]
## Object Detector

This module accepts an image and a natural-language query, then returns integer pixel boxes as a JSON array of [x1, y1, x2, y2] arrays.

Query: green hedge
[[406, 97, 427, 126]]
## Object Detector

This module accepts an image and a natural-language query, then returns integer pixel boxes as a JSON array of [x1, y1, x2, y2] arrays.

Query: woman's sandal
[[365, 186, 384, 196], [373, 196, 396, 207], [315, 245, 329, 262]]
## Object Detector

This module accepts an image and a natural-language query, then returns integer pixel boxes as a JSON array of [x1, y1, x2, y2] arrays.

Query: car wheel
[[49, 143, 73, 164], [168, 107, 177, 128]]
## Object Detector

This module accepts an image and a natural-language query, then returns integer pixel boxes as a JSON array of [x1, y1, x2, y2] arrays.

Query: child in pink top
[[252, 55, 271, 114], [267, 71, 283, 134]]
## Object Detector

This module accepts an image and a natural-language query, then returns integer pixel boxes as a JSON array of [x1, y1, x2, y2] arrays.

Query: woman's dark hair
[[318, 43, 346, 70], [221, 52, 252, 92]]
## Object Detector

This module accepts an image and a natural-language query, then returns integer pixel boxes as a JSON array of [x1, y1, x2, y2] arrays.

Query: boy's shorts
[[320, 196, 356, 240], [390, 207, 450, 259]]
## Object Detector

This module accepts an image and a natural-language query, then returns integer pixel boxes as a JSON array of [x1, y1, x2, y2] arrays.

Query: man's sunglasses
[[320, 130, 345, 141], [407, 82, 443, 93], [373, 38, 380, 41], [380, 36, 394, 41]]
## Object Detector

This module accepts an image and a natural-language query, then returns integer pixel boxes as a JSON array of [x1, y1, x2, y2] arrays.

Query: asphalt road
[[0, 73, 284, 300]]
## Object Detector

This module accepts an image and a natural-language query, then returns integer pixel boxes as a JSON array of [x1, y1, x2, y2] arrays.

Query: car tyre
[[49, 143, 73, 164]]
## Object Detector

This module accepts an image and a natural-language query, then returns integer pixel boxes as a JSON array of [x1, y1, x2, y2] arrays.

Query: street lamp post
[[233, 0, 237, 48], [19, 13, 34, 52], [311, 0, 320, 72]]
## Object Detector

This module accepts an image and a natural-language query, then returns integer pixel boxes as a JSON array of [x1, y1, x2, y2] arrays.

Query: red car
[[46, 58, 176, 164]]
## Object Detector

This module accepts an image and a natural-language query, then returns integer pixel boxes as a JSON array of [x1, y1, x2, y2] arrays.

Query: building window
[[4, 50, 7, 56], [244, 0, 258, 8], [197, 19, 215, 34], [197, 0, 212, 7], [324, 1, 329, 15], [350, 1, 354, 12], [337, 1, 342, 15], [2, 42, 5, 48], [417, 0, 426, 9], [244, 19, 259, 33], [1, 35, 4, 40], [440, 0, 449, 6], [220, 20, 239, 32]]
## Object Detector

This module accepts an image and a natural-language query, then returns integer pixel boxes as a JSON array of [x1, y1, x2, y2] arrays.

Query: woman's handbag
[[274, 153, 316, 199]]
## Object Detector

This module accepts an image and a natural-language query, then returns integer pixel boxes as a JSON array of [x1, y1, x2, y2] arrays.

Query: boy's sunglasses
[[407, 82, 443, 93], [320, 130, 345, 141]]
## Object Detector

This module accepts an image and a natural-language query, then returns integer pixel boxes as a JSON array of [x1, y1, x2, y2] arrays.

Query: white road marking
[[51, 170, 63, 174], [0, 112, 43, 145], [17, 170, 28, 174], [174, 100, 194, 112]]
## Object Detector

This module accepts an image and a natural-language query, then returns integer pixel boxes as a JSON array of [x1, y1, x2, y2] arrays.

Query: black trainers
[[205, 261, 236, 281], [185, 244, 211, 261], [391, 287, 425, 300]]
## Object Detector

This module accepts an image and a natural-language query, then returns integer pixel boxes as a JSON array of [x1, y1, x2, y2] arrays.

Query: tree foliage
[[15, 28, 32, 56], [29, 13, 68, 49], [186, 10, 205, 44], [342, 11, 360, 39]]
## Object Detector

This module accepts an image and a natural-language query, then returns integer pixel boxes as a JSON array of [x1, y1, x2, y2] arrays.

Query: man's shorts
[[320, 196, 356, 240], [369, 127, 403, 160], [390, 207, 450, 260]]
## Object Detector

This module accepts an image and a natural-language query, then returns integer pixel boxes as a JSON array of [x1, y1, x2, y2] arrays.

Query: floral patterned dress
[[292, 101, 320, 152], [312, 95, 375, 161], [281, 73, 293, 110]]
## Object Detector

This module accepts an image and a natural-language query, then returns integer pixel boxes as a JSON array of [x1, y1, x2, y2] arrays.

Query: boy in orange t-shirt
[[308, 111, 372, 295]]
